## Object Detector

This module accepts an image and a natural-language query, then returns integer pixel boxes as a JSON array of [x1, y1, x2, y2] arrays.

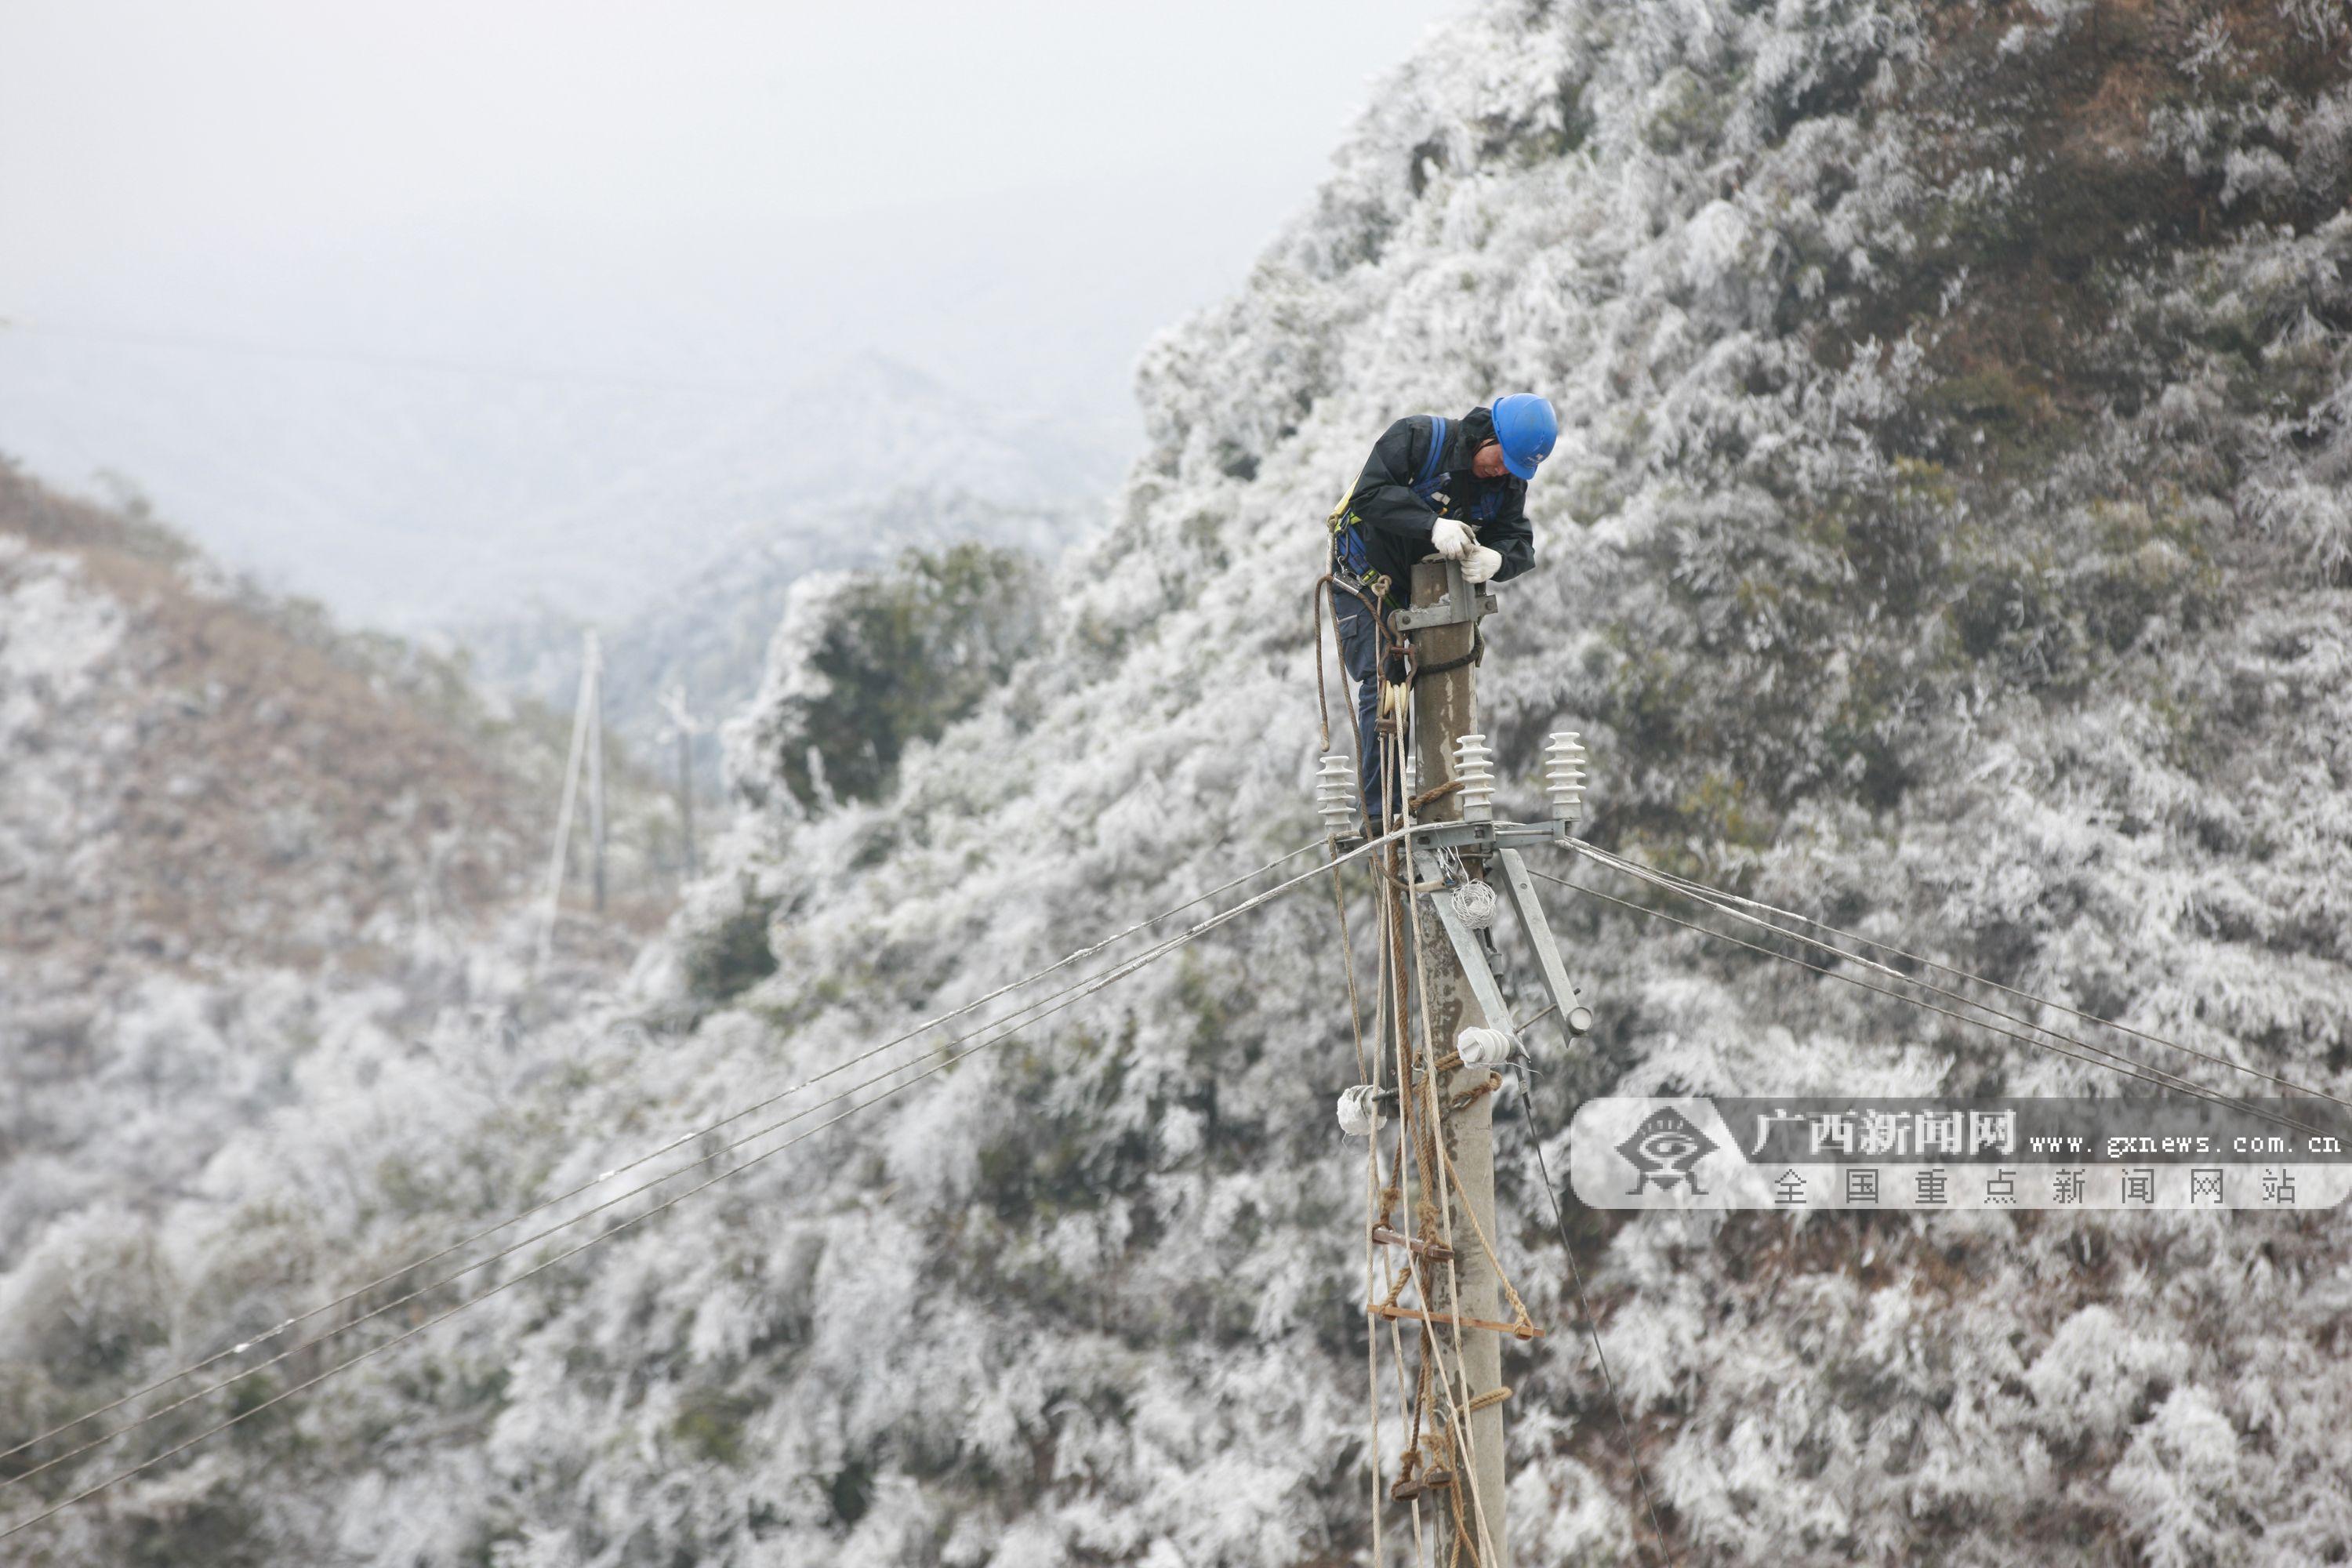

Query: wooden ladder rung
[[1390, 1467, 1453, 1502], [1367, 1302, 1544, 1341], [1371, 1225, 1456, 1262]]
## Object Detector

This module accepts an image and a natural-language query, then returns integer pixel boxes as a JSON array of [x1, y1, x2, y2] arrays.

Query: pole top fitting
[[1392, 561, 1497, 631]]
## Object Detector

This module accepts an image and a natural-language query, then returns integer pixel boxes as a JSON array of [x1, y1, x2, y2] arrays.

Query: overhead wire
[[1565, 850, 2235, 1102], [1523, 1090, 1673, 1566], [0, 834, 1371, 1506], [5, 883, 1305, 1491], [1374, 780, 1438, 1567], [1363, 862, 1432, 1568], [1533, 866, 2331, 1142], [4, 1030, 984, 1541], [1456, 833, 2347, 1563], [1321, 844, 1391, 1568], [0, 318, 788, 398], [1481, 877, 1672, 1565], [2, 830, 1374, 1540], [1516, 840, 2352, 1559], [1574, 842, 2352, 1116], [1363, 666, 1439, 1565], [1554, 846, 2342, 1135], [1310, 560, 1402, 1565], [0, 834, 1331, 1474]]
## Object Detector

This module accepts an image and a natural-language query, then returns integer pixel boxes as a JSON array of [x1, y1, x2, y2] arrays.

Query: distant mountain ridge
[[0, 460, 535, 979], [0, 345, 1116, 632], [0, 459, 550, 1296]]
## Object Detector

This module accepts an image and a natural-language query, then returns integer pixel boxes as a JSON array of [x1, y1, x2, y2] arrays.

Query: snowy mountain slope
[[8, 2, 2352, 1565], [0, 467, 659, 1545], [0, 470, 523, 979]]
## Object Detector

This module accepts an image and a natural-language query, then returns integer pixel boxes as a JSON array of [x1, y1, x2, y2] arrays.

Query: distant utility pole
[[586, 633, 607, 916], [537, 629, 607, 967], [1406, 560, 1511, 1567], [659, 683, 700, 881]]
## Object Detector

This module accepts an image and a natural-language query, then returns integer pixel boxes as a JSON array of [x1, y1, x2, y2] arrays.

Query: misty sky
[[0, 1, 1459, 625]]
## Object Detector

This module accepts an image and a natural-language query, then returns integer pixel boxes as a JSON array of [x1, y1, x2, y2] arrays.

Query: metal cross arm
[[1421, 851, 1596, 1062], [1430, 886, 1523, 1038], [1495, 848, 1595, 1051]]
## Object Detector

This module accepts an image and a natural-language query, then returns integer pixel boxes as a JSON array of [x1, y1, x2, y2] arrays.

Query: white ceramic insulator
[[1337, 1083, 1387, 1138], [1450, 879, 1499, 931], [1544, 732, 1588, 822], [1315, 752, 1357, 833], [1455, 1026, 1515, 1069], [1453, 732, 1497, 822]]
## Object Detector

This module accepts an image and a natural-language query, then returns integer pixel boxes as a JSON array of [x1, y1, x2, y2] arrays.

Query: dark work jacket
[[1334, 407, 1536, 607]]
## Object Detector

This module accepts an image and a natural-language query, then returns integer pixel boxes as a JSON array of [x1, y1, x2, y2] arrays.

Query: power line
[[0, 835, 1336, 1478], [1534, 867, 2329, 1142], [1479, 879, 1673, 1565], [3, 1038, 973, 1541], [7, 922, 1205, 1490], [1566, 851, 2239, 1102], [1558, 844, 2347, 1132], [1522, 1094, 1674, 1566], [0, 833, 1383, 1534], [1574, 842, 2352, 1116], [0, 318, 783, 398]]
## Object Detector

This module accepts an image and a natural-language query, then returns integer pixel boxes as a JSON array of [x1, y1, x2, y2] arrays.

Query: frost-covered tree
[[727, 543, 1051, 817]]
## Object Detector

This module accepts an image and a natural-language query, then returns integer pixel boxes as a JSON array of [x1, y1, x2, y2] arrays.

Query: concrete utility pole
[[1406, 559, 1509, 1568]]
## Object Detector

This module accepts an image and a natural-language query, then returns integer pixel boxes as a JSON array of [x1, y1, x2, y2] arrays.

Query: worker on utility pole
[[1327, 394, 1556, 829]]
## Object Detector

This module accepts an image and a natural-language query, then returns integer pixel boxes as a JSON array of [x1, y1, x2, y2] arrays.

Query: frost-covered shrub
[[726, 543, 1049, 815], [0, 1206, 172, 1390], [681, 890, 784, 1004]]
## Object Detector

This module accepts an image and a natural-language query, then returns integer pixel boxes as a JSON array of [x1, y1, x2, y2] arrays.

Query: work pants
[[1333, 586, 1403, 827]]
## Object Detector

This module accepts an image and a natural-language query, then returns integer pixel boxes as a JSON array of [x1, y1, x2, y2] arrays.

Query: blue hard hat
[[1490, 394, 1557, 481]]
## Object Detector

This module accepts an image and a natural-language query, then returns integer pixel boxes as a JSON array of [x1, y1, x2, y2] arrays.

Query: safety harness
[[1320, 415, 1487, 826], [1328, 414, 1451, 606]]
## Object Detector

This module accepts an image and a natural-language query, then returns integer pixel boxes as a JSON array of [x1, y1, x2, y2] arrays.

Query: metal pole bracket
[[1390, 561, 1497, 632], [1494, 848, 1596, 1049]]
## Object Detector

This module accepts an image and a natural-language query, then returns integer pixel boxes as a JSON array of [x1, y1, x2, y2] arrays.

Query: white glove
[[1461, 544, 1503, 584], [1429, 517, 1473, 560]]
